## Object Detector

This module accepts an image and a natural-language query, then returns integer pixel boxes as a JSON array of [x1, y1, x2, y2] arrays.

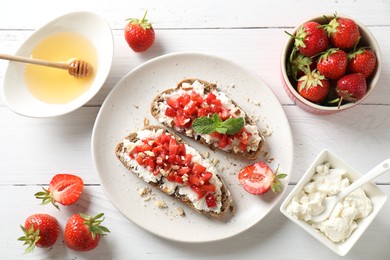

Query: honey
[[24, 32, 97, 104]]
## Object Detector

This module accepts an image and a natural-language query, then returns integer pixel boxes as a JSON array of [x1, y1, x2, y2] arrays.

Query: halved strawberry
[[238, 162, 287, 195], [35, 174, 84, 209]]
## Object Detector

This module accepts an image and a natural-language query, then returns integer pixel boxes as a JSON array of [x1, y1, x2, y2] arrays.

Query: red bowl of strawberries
[[281, 13, 381, 114]]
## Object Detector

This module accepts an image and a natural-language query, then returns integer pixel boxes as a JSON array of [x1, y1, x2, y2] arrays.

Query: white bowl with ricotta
[[2, 11, 113, 117], [280, 149, 387, 256]]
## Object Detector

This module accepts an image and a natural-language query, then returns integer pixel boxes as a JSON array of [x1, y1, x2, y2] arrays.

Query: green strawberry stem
[[80, 212, 110, 240], [18, 225, 40, 254], [348, 45, 367, 60], [323, 15, 339, 37], [327, 97, 340, 104], [34, 187, 60, 210], [126, 10, 152, 29], [288, 49, 313, 81], [322, 15, 330, 23], [270, 164, 287, 193], [141, 10, 148, 23], [285, 28, 307, 50]]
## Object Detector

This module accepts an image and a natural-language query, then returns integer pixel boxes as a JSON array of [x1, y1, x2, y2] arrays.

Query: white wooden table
[[1, 1, 389, 259]]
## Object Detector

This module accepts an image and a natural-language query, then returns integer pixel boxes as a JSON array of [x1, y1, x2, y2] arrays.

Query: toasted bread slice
[[115, 125, 233, 218], [150, 78, 264, 160]]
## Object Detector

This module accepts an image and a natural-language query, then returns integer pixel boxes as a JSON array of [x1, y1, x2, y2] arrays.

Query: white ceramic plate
[[2, 11, 113, 117], [92, 52, 293, 242]]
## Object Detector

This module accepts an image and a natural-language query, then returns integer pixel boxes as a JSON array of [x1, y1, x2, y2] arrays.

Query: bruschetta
[[115, 125, 233, 218], [150, 78, 264, 160]]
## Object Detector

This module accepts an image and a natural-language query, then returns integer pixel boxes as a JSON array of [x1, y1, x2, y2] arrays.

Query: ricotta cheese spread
[[286, 162, 372, 243]]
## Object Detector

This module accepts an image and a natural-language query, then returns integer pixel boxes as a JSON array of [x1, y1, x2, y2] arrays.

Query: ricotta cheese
[[286, 163, 372, 243]]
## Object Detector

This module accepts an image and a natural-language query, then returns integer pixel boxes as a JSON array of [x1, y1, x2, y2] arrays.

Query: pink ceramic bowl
[[280, 14, 381, 115]]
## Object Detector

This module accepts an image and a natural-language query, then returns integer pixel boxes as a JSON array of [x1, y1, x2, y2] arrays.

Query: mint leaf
[[215, 126, 228, 134], [192, 114, 245, 135], [213, 113, 222, 123], [223, 117, 244, 135], [192, 116, 216, 134]]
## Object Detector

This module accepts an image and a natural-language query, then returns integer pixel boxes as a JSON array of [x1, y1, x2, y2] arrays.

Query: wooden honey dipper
[[0, 53, 93, 78]]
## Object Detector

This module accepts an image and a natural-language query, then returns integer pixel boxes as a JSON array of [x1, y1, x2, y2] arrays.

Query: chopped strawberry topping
[[164, 89, 251, 151], [206, 193, 217, 208], [129, 132, 218, 208], [165, 107, 176, 117]]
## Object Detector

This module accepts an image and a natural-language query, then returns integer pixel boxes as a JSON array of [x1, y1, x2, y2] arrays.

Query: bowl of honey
[[1, 11, 114, 117]]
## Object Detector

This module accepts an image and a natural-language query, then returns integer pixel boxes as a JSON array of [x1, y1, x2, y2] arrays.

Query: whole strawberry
[[64, 213, 109, 251], [18, 214, 60, 253], [297, 70, 330, 103], [325, 16, 360, 50], [336, 73, 367, 107], [124, 11, 155, 52], [290, 21, 329, 57], [317, 48, 348, 80], [348, 48, 377, 78]]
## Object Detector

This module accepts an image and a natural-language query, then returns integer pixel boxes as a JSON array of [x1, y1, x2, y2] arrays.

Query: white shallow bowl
[[280, 149, 387, 256], [1, 11, 113, 117]]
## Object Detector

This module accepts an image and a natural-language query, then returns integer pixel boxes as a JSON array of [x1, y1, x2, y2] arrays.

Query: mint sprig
[[192, 114, 244, 135]]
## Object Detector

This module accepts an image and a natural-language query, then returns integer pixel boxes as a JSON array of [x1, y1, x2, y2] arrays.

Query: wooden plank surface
[[0, 0, 389, 259]]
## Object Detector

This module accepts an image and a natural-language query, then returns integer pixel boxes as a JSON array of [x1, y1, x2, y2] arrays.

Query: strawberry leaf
[[18, 224, 41, 253], [270, 164, 288, 193], [80, 212, 110, 240], [34, 187, 60, 210], [276, 173, 288, 179], [126, 11, 152, 30]]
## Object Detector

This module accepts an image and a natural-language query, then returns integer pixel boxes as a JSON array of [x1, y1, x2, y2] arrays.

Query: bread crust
[[115, 125, 233, 219], [150, 78, 264, 160]]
